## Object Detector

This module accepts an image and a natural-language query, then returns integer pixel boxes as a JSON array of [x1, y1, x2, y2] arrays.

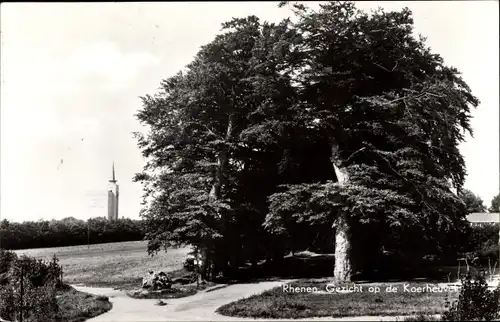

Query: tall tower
[[107, 162, 119, 220]]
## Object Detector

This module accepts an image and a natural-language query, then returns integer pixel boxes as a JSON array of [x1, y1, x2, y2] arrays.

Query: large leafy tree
[[136, 1, 479, 283], [134, 16, 316, 279], [459, 189, 487, 213], [265, 1, 478, 282], [489, 193, 500, 213]]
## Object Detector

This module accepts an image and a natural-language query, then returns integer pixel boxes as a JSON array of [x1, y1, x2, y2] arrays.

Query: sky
[[1, 1, 498, 223]]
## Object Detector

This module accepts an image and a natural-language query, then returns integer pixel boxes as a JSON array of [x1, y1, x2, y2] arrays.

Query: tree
[[136, 1, 478, 283], [459, 189, 487, 213], [489, 193, 500, 213], [266, 1, 478, 282], [134, 16, 309, 280]]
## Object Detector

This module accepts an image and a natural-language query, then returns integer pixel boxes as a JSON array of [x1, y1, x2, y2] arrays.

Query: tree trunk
[[333, 212, 352, 282], [209, 113, 234, 202], [209, 150, 227, 202], [205, 114, 235, 280], [199, 247, 209, 282], [331, 143, 353, 283]]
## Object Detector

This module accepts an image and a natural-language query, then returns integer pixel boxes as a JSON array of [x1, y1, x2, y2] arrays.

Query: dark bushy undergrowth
[[406, 270, 500, 321], [0, 282, 60, 322], [442, 271, 500, 321], [466, 224, 499, 265], [0, 249, 64, 322], [0, 217, 144, 250]]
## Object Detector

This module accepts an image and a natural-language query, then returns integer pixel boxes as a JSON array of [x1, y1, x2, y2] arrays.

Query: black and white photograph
[[0, 1, 499, 321]]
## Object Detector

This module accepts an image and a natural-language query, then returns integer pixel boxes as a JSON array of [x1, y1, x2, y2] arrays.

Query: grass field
[[14, 241, 191, 289]]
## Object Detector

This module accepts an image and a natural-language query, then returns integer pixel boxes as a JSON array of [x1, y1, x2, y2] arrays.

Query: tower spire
[[107, 161, 119, 220], [110, 162, 117, 183]]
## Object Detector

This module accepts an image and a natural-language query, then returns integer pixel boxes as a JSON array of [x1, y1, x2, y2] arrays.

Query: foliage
[[134, 13, 317, 278], [442, 271, 500, 321], [0, 217, 144, 250], [265, 1, 477, 272], [0, 286, 15, 321], [489, 193, 500, 213], [0, 249, 63, 287], [464, 223, 499, 265], [0, 283, 60, 322], [0, 249, 62, 322], [459, 189, 487, 213], [0, 249, 16, 283], [0, 249, 112, 322], [11, 255, 63, 289], [135, 1, 478, 280]]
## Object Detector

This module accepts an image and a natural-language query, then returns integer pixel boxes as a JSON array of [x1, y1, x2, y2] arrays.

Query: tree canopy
[[489, 193, 500, 213], [459, 189, 487, 214], [135, 1, 478, 281]]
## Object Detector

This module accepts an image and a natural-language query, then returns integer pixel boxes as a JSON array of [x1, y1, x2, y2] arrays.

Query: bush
[[0, 285, 16, 320], [0, 249, 17, 285], [24, 283, 60, 322], [11, 254, 63, 288], [442, 271, 500, 321], [0, 283, 61, 322], [467, 224, 499, 265], [478, 244, 499, 266], [0, 249, 63, 322], [0, 249, 16, 273]]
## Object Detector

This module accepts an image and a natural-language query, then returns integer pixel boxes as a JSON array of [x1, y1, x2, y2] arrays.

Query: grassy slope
[[14, 241, 191, 289], [217, 279, 459, 319], [57, 287, 112, 322]]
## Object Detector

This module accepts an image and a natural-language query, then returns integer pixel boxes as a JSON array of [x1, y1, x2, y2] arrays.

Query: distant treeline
[[0, 217, 144, 250]]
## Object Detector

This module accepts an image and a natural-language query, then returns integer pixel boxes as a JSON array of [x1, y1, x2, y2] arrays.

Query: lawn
[[14, 241, 191, 289], [217, 278, 459, 319], [57, 287, 112, 322]]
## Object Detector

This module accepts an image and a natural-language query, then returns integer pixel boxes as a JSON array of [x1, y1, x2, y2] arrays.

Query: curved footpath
[[74, 281, 426, 322]]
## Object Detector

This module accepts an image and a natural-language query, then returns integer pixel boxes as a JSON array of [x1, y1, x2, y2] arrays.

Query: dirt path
[[74, 282, 420, 321]]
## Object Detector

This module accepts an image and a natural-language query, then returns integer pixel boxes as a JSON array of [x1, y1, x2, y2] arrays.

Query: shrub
[[478, 244, 499, 266], [0, 285, 16, 321], [0, 249, 16, 273], [9, 254, 63, 288], [467, 224, 499, 265], [0, 281, 60, 322], [0, 249, 63, 322], [442, 271, 500, 321], [0, 249, 17, 285], [23, 282, 60, 322]]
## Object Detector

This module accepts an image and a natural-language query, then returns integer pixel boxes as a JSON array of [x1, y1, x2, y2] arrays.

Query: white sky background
[[0, 1, 498, 222]]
